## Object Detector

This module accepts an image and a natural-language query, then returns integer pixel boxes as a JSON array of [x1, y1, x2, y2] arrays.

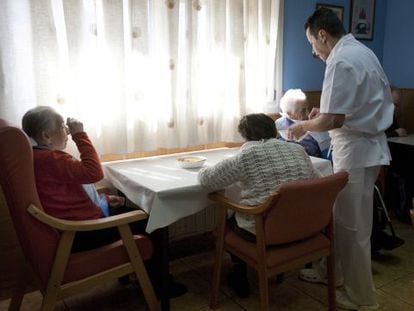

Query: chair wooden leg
[[254, 217, 269, 310], [40, 292, 58, 311], [326, 254, 336, 311], [210, 208, 227, 309], [258, 265, 269, 311], [131, 262, 160, 311], [8, 289, 24, 311], [8, 271, 26, 311], [40, 231, 75, 311], [118, 225, 160, 311], [210, 235, 224, 309]]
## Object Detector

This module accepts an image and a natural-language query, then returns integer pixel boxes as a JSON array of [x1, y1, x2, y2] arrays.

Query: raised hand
[[66, 117, 84, 135]]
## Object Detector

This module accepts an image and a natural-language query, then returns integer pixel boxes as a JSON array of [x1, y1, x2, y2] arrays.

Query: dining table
[[386, 134, 414, 216], [102, 147, 333, 310], [387, 134, 414, 146], [387, 134, 414, 173], [103, 147, 333, 233]]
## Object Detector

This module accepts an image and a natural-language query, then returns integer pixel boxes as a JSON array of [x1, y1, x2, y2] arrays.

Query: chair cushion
[[225, 230, 330, 268], [63, 234, 152, 283]]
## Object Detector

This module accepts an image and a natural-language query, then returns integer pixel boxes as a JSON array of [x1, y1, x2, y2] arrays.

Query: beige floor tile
[[177, 250, 218, 272], [170, 258, 193, 275], [171, 264, 220, 311], [0, 282, 153, 311], [63, 281, 148, 311], [0, 290, 67, 311], [198, 298, 244, 311], [0, 299, 9, 310], [288, 272, 330, 305], [378, 272, 414, 307], [376, 289, 414, 310], [235, 281, 327, 311], [2, 217, 412, 311], [171, 251, 251, 309], [372, 261, 413, 288]]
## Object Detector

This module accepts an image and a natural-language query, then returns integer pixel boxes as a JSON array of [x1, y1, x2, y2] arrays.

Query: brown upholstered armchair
[[209, 171, 348, 311], [0, 119, 160, 311]]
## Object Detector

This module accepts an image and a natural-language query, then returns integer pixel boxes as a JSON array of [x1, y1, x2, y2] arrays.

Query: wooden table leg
[[150, 227, 170, 311]]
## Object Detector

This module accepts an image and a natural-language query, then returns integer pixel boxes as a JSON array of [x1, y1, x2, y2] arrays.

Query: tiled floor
[[1, 219, 413, 311]]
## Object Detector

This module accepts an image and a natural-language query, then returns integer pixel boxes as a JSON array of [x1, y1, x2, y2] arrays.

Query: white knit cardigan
[[198, 138, 319, 234]]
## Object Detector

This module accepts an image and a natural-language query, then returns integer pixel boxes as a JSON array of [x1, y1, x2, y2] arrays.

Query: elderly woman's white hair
[[279, 89, 307, 114], [22, 106, 63, 142]]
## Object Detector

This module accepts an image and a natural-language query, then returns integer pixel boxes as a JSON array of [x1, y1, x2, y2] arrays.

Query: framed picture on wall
[[350, 0, 376, 40], [316, 3, 344, 22]]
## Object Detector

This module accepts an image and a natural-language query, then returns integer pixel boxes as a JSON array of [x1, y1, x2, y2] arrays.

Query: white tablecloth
[[103, 148, 333, 233], [388, 134, 414, 146]]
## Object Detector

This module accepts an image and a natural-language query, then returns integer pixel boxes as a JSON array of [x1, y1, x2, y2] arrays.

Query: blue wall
[[283, 0, 387, 91], [382, 1, 414, 88]]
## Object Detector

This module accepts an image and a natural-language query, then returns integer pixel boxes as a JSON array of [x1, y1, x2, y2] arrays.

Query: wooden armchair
[[209, 171, 348, 311], [0, 119, 160, 311]]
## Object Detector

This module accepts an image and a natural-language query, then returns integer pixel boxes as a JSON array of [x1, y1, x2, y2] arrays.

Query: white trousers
[[334, 166, 380, 305]]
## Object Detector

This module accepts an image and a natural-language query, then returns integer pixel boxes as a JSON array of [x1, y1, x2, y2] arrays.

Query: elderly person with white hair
[[277, 89, 331, 158]]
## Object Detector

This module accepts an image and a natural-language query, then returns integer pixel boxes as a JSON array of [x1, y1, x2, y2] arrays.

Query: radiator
[[125, 197, 218, 241], [169, 205, 218, 241]]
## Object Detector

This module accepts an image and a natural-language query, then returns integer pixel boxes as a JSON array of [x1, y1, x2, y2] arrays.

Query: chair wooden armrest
[[27, 204, 148, 232], [210, 172, 348, 311], [208, 192, 273, 215]]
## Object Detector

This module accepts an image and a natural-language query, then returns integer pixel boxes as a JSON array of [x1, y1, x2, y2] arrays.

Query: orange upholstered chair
[[0, 119, 159, 311], [209, 171, 348, 311]]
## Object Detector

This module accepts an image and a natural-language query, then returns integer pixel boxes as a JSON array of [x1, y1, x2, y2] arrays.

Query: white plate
[[176, 156, 207, 169]]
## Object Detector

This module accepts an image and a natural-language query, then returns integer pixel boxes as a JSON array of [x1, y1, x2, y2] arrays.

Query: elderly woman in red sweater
[[22, 106, 188, 296], [22, 106, 125, 252]]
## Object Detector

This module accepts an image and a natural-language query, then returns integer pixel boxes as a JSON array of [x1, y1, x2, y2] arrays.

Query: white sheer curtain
[[0, 0, 283, 155]]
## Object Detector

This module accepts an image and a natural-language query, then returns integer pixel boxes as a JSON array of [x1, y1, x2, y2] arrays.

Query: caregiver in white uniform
[[288, 8, 394, 310]]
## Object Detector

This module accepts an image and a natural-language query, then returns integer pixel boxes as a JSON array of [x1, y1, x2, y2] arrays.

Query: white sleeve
[[198, 155, 242, 191], [321, 60, 358, 115]]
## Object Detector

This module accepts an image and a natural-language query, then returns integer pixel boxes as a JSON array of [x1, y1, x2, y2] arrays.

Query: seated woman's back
[[199, 113, 319, 234], [237, 139, 317, 205]]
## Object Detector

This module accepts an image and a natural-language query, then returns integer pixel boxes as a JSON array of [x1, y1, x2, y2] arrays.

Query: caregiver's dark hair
[[305, 7, 345, 38]]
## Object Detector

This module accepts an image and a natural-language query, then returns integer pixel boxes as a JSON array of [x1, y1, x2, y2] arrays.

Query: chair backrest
[[264, 171, 348, 245], [0, 119, 59, 288]]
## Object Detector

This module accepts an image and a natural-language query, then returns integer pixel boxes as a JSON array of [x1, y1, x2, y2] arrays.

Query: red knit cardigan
[[33, 132, 104, 220]]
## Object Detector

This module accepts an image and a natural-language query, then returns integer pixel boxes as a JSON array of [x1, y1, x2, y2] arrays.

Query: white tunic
[[320, 34, 394, 170]]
